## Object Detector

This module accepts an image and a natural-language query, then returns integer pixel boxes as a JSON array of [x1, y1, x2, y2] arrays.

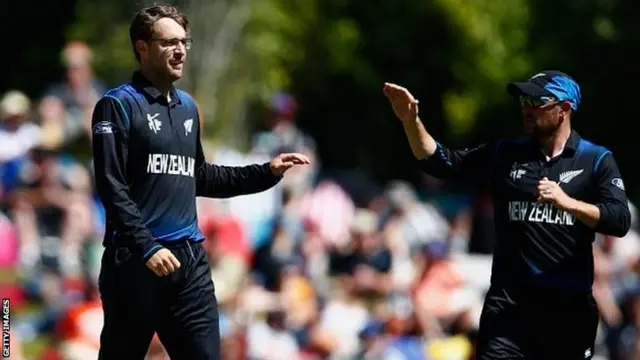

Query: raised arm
[[383, 83, 496, 184], [383, 82, 436, 159], [420, 142, 497, 184]]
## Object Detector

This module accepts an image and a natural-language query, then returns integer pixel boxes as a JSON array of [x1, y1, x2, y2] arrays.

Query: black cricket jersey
[[91, 71, 281, 261], [420, 130, 631, 292]]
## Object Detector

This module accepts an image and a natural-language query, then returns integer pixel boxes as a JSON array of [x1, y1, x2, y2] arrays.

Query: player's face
[[144, 18, 189, 82], [520, 96, 567, 138]]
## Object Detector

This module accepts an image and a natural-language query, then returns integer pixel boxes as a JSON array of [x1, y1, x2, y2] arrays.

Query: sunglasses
[[519, 95, 557, 109]]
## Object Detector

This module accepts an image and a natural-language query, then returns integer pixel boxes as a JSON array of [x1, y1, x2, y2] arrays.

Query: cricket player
[[91, 4, 310, 359], [384, 71, 631, 359]]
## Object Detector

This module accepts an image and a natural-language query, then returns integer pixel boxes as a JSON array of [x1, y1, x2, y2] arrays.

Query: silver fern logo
[[559, 169, 584, 184], [184, 118, 193, 135]]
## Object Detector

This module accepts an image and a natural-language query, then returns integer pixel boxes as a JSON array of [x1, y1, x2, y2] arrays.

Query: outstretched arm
[[384, 82, 436, 160], [384, 83, 496, 185], [194, 130, 310, 198]]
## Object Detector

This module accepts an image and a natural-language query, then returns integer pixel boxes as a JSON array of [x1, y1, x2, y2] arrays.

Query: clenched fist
[[537, 177, 572, 210], [145, 248, 181, 277]]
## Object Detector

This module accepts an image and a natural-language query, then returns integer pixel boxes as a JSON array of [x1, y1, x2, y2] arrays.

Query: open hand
[[383, 82, 419, 123], [270, 153, 311, 176], [145, 248, 181, 277]]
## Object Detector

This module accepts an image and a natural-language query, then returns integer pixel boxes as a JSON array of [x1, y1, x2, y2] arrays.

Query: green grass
[[23, 335, 51, 358]]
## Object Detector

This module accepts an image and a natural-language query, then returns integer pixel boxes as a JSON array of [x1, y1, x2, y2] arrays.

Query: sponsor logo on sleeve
[[612, 178, 625, 191], [92, 121, 117, 135]]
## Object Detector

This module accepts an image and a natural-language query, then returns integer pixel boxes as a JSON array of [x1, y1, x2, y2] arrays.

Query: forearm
[[563, 196, 631, 237], [96, 180, 161, 260], [401, 117, 437, 160], [196, 162, 282, 198], [593, 280, 623, 326], [564, 198, 600, 228]]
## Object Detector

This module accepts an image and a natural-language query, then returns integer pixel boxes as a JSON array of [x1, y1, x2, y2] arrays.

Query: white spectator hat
[[350, 208, 378, 235], [0, 90, 31, 119]]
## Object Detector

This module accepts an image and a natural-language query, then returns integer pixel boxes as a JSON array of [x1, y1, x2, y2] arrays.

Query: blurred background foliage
[[3, 0, 639, 200]]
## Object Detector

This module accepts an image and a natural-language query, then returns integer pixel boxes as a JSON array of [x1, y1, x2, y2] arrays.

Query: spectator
[[253, 217, 301, 292], [205, 143, 282, 245], [315, 277, 370, 359], [38, 41, 105, 159], [247, 310, 300, 360], [9, 148, 94, 279], [384, 180, 450, 250], [55, 282, 102, 360], [251, 92, 316, 159], [202, 214, 251, 307], [594, 225, 640, 360], [299, 179, 356, 249], [279, 264, 318, 345], [412, 241, 482, 337], [0, 90, 41, 164], [381, 293, 428, 360], [328, 208, 393, 297]]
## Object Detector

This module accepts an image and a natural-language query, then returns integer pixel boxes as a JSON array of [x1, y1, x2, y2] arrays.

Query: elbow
[[607, 222, 630, 238], [412, 148, 429, 161], [614, 208, 632, 238], [596, 203, 631, 238], [417, 144, 454, 179], [195, 183, 204, 198], [195, 183, 233, 199], [417, 158, 447, 180]]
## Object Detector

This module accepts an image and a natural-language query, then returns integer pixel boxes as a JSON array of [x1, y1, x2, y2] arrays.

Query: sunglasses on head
[[519, 95, 557, 109]]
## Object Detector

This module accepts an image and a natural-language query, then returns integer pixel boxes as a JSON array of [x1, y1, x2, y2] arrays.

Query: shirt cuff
[[142, 243, 163, 262], [262, 162, 283, 180]]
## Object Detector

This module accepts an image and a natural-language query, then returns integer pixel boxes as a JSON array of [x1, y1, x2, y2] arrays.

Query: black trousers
[[98, 240, 220, 360], [476, 284, 599, 360]]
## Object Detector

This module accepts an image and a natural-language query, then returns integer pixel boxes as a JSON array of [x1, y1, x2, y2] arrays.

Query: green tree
[[435, 0, 531, 136], [276, 0, 533, 180], [67, 0, 319, 148], [67, 0, 536, 182], [66, 0, 142, 84]]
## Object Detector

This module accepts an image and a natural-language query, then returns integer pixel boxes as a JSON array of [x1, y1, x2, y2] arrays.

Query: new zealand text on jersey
[[508, 201, 575, 226], [146, 153, 195, 177]]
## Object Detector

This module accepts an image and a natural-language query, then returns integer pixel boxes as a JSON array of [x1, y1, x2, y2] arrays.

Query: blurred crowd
[[1, 41, 639, 360]]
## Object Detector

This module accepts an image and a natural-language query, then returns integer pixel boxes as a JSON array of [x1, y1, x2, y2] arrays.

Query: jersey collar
[[131, 71, 181, 106], [527, 129, 581, 159], [563, 130, 581, 156]]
